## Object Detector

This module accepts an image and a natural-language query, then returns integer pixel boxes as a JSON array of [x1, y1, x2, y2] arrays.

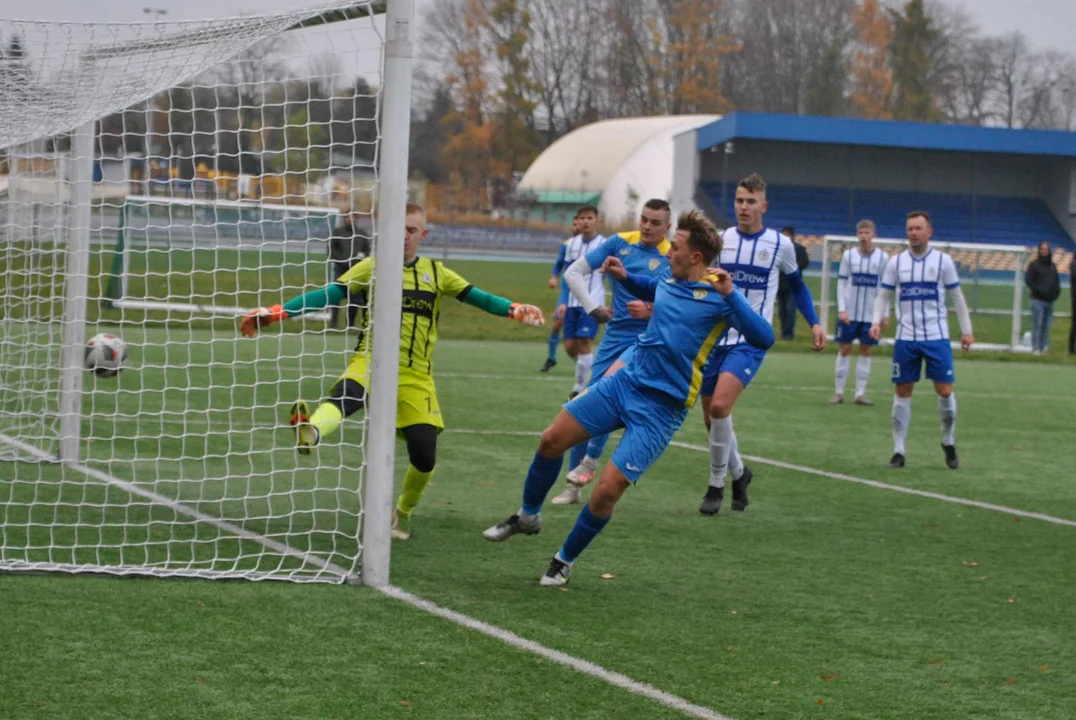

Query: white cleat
[[482, 513, 541, 542], [539, 555, 572, 586], [551, 482, 582, 505], [391, 509, 411, 540], [566, 457, 597, 486]]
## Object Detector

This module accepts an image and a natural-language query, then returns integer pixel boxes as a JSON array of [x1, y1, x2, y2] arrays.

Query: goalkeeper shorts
[[342, 354, 444, 431]]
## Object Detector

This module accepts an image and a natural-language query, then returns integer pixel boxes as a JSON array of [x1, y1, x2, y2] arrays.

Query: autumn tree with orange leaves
[[851, 0, 893, 119]]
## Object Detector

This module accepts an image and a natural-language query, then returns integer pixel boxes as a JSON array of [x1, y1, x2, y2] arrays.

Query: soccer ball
[[84, 333, 128, 378]]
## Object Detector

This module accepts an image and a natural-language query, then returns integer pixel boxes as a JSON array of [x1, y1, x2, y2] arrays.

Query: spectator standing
[[776, 226, 810, 340], [1024, 241, 1061, 355], [329, 211, 372, 329]]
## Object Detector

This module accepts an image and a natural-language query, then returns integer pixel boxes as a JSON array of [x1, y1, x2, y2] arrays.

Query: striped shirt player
[[561, 229, 607, 395], [698, 174, 824, 518], [870, 210, 973, 470], [540, 233, 576, 373], [832, 222, 890, 406]]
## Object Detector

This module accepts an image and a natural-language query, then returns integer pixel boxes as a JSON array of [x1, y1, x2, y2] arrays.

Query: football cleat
[[482, 513, 541, 542], [567, 390, 580, 401], [731, 466, 753, 511], [551, 481, 582, 505], [539, 556, 572, 587], [699, 485, 724, 515], [288, 400, 318, 455], [942, 444, 959, 470], [539, 358, 557, 373], [391, 508, 412, 540], [829, 394, 844, 405], [854, 395, 874, 406], [887, 452, 906, 468], [565, 457, 597, 486]]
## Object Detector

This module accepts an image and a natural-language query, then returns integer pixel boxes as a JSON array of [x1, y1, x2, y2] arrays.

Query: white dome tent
[[516, 115, 720, 226]]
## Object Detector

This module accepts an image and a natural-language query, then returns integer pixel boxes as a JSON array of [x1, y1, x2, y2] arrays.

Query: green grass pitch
[[2, 258, 1075, 719]]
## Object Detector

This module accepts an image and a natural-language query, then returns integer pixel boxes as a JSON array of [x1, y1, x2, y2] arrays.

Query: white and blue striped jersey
[[837, 247, 888, 323], [564, 233, 606, 309], [718, 227, 800, 346], [880, 248, 961, 342]]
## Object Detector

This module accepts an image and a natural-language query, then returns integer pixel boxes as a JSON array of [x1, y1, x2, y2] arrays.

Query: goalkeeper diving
[[240, 203, 546, 540]]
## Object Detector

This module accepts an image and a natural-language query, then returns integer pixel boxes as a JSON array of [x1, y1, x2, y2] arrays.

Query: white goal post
[[820, 235, 1032, 352], [0, 0, 413, 585]]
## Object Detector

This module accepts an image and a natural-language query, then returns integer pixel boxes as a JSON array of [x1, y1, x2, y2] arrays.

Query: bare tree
[[993, 31, 1033, 128]]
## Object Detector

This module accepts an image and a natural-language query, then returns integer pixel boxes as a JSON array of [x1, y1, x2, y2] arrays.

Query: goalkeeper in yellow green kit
[[240, 203, 545, 540]]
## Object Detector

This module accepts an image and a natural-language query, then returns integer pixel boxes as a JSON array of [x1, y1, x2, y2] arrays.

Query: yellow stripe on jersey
[[618, 230, 671, 257], [686, 321, 728, 408]]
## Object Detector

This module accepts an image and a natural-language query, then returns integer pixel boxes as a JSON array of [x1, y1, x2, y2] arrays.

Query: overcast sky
[[0, 0, 1073, 68]]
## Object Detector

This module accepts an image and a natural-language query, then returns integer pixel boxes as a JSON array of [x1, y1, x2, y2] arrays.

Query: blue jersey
[[616, 268, 774, 408], [584, 231, 671, 340]]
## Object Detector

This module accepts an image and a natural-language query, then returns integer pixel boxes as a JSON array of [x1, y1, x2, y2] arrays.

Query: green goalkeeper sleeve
[[282, 283, 348, 317], [458, 286, 513, 316]]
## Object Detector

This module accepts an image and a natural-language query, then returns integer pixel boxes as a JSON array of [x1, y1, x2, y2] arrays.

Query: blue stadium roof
[[695, 112, 1076, 157]]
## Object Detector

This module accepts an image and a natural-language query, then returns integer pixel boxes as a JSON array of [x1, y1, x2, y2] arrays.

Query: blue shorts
[[700, 344, 767, 397], [588, 335, 636, 387], [836, 320, 877, 347], [563, 307, 599, 340], [564, 370, 687, 483], [892, 339, 955, 385]]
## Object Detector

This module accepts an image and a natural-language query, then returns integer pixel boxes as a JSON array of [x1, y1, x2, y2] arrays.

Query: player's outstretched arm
[[240, 283, 348, 337], [459, 286, 545, 327]]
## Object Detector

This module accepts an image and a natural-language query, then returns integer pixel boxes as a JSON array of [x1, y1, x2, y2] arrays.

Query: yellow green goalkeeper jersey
[[337, 256, 473, 375]]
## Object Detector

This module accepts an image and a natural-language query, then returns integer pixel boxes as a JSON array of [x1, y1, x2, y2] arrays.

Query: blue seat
[[703, 183, 1075, 250]]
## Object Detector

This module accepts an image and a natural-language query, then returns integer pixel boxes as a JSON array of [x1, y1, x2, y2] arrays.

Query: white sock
[[854, 356, 872, 398], [938, 394, 957, 446], [892, 396, 911, 455], [728, 427, 744, 480], [573, 353, 593, 393], [835, 354, 850, 395], [708, 416, 733, 489]]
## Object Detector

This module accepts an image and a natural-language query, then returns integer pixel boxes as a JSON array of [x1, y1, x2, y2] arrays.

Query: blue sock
[[586, 433, 609, 461], [560, 505, 611, 563], [546, 331, 560, 361], [521, 452, 564, 515], [568, 442, 587, 472]]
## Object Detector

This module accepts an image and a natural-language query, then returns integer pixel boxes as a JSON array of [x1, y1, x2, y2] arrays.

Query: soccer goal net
[[820, 235, 1034, 352], [0, 0, 414, 584]]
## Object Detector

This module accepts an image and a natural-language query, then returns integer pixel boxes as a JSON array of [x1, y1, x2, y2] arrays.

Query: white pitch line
[[378, 584, 732, 720], [668, 440, 1076, 528], [446, 429, 1076, 528], [0, 432, 358, 582]]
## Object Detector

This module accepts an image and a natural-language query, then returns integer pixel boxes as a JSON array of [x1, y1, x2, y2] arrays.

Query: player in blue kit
[[539, 216, 582, 373], [481, 210, 775, 586], [549, 198, 673, 505]]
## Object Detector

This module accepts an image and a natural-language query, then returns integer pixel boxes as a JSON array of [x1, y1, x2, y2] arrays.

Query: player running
[[831, 219, 889, 406], [870, 210, 973, 469], [239, 203, 545, 540], [699, 173, 826, 516], [481, 210, 774, 587], [539, 216, 582, 373], [549, 198, 672, 505]]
